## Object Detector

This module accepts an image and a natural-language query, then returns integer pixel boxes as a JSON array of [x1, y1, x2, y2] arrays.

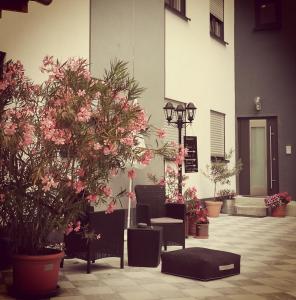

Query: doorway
[[238, 117, 279, 196]]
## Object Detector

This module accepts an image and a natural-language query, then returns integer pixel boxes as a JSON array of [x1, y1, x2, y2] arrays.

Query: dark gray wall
[[235, 0, 296, 198], [90, 0, 165, 210]]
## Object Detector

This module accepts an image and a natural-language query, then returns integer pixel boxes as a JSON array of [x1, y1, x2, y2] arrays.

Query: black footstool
[[128, 226, 162, 267], [161, 247, 240, 281]]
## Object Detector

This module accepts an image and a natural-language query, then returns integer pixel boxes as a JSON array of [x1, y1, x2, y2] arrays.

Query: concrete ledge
[[287, 202, 296, 217]]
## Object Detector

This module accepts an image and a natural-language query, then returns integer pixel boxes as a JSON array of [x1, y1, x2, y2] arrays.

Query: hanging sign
[[184, 136, 198, 173]]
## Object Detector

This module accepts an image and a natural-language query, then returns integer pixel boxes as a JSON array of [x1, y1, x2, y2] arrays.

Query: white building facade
[[0, 0, 236, 201]]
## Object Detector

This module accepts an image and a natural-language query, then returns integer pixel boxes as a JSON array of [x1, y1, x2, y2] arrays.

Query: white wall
[[165, 0, 236, 199], [0, 0, 90, 82], [90, 0, 165, 212]]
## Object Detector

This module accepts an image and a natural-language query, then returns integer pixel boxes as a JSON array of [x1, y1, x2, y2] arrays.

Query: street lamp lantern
[[163, 101, 197, 195], [175, 104, 186, 121], [186, 102, 196, 122], [163, 102, 175, 122]]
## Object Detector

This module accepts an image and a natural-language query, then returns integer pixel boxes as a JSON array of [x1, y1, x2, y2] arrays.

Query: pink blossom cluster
[[265, 192, 292, 208], [0, 57, 174, 251], [174, 145, 188, 166]]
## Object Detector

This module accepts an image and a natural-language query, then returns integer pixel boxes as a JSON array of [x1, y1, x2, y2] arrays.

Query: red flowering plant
[[0, 57, 175, 255], [148, 165, 208, 224], [264, 192, 292, 209]]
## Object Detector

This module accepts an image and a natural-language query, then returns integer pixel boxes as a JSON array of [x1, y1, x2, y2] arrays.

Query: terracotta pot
[[195, 223, 209, 239], [205, 201, 223, 217], [271, 205, 286, 217], [11, 249, 64, 298]]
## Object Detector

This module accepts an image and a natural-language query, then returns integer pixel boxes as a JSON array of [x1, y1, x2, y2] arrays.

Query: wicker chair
[[64, 209, 125, 273], [135, 185, 186, 250]]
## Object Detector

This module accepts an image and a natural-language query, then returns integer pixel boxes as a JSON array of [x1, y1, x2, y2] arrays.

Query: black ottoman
[[128, 226, 162, 267], [161, 247, 240, 281]]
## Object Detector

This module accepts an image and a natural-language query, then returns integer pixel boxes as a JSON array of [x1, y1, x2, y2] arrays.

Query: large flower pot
[[271, 205, 287, 217], [10, 249, 64, 298], [195, 223, 209, 239], [205, 201, 223, 217]]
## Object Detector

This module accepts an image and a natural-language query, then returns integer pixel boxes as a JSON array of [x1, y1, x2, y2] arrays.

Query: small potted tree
[[202, 149, 242, 217]]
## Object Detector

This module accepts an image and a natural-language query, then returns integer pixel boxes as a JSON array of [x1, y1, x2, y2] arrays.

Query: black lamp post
[[163, 102, 197, 195]]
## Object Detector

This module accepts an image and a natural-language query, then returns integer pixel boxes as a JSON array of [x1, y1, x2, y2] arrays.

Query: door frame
[[237, 116, 279, 196]]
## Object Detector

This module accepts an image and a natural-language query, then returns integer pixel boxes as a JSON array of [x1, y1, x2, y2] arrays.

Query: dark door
[[238, 117, 279, 196]]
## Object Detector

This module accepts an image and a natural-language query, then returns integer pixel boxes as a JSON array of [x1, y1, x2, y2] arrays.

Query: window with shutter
[[165, 0, 187, 19], [210, 0, 224, 42], [210, 110, 225, 159]]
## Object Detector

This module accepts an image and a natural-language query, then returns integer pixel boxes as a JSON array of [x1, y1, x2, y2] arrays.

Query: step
[[234, 196, 266, 206], [234, 205, 267, 217]]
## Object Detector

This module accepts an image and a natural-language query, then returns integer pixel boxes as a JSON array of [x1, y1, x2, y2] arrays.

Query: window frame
[[165, 0, 190, 21], [210, 0, 227, 45], [254, 0, 281, 31]]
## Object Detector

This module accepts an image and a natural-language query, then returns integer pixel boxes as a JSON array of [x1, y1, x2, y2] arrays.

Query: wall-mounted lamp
[[254, 96, 262, 111]]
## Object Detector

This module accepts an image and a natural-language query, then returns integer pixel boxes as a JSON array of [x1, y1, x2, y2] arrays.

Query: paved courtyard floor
[[1, 214, 296, 300]]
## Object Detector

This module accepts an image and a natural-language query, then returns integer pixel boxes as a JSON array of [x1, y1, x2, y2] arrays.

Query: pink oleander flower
[[76, 106, 92, 122], [110, 168, 118, 177], [73, 180, 85, 194], [3, 122, 17, 136], [77, 89, 86, 97], [127, 192, 136, 201], [158, 178, 165, 186], [128, 169, 136, 179], [41, 175, 58, 192], [103, 147, 111, 155], [86, 194, 97, 202], [105, 201, 116, 214], [156, 128, 166, 139], [76, 168, 85, 177], [120, 137, 134, 146], [73, 220, 81, 232], [93, 142, 102, 150], [139, 149, 153, 165]]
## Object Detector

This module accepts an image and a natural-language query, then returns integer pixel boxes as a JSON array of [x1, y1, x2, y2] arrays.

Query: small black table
[[127, 226, 162, 267]]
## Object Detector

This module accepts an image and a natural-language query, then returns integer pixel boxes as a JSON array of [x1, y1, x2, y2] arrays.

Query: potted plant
[[148, 166, 209, 238], [0, 57, 174, 298], [185, 192, 209, 239], [202, 149, 242, 217], [217, 189, 236, 214], [265, 192, 292, 217]]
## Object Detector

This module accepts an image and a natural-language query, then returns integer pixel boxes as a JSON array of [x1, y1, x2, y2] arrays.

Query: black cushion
[[161, 247, 240, 281]]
